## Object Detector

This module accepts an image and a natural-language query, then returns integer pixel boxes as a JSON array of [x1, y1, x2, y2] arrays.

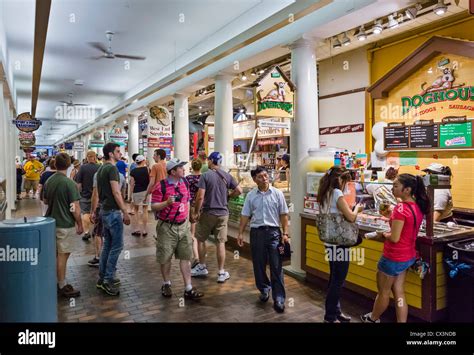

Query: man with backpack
[[151, 158, 204, 301]]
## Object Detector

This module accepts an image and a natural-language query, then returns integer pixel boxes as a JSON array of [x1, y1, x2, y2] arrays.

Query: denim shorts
[[378, 255, 416, 277]]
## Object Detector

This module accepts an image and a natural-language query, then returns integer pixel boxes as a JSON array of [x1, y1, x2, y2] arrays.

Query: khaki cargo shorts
[[196, 212, 228, 243], [24, 179, 39, 191], [56, 227, 76, 254], [155, 220, 192, 264]]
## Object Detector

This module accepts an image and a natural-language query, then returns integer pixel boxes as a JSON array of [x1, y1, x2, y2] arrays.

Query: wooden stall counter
[[301, 213, 474, 322]]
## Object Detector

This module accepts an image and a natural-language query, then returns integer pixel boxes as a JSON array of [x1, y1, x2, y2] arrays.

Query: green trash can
[[0, 217, 57, 322]]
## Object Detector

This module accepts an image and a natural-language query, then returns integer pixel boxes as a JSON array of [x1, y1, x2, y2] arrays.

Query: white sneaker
[[191, 264, 209, 277], [217, 271, 230, 283]]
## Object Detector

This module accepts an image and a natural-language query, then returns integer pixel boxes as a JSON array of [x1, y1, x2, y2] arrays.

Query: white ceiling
[[3, 0, 471, 145], [3, 0, 293, 143]]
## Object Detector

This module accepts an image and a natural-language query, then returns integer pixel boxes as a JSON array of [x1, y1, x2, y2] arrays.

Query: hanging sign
[[12, 112, 42, 132], [73, 141, 84, 151], [253, 66, 295, 119], [148, 106, 172, 148], [19, 132, 36, 147]]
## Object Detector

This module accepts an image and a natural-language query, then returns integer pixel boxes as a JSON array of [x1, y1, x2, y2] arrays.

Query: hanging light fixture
[[372, 19, 383, 34], [333, 35, 342, 49], [251, 70, 257, 76], [356, 26, 367, 41], [241, 74, 248, 81], [406, 3, 422, 19], [259, 69, 265, 74], [341, 32, 351, 46], [387, 14, 399, 29], [433, 0, 447, 15]]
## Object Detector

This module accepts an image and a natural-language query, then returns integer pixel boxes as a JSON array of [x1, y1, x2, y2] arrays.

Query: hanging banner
[[12, 112, 42, 132], [73, 141, 84, 151], [148, 106, 172, 148]]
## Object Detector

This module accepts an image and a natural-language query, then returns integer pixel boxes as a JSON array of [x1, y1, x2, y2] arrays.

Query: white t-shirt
[[434, 189, 453, 219], [321, 188, 344, 214]]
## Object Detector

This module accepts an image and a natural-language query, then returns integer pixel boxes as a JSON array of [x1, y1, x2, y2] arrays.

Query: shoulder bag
[[315, 193, 359, 247]]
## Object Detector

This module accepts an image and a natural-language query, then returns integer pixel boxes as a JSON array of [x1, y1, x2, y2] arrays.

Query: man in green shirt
[[44, 153, 84, 298], [93, 142, 130, 296]]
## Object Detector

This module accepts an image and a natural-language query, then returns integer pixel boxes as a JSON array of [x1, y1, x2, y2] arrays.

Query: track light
[[241, 74, 247, 81], [341, 32, 350, 46], [372, 20, 383, 34], [356, 26, 367, 41], [333, 36, 342, 49], [387, 14, 399, 29], [259, 69, 265, 74], [251, 70, 257, 76], [433, 0, 447, 15], [406, 3, 422, 19]]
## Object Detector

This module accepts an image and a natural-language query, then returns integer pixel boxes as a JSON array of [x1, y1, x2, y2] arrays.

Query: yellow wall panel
[[437, 297, 447, 310]]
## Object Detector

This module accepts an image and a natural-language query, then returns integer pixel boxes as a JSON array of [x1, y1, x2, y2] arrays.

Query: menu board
[[384, 120, 473, 150], [439, 122, 473, 148], [409, 125, 439, 149], [384, 126, 409, 149]]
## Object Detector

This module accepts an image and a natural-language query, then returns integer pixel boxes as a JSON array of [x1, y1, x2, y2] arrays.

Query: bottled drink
[[334, 152, 341, 166]]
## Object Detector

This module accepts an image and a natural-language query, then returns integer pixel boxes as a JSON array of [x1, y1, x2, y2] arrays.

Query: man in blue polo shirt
[[237, 165, 289, 313]]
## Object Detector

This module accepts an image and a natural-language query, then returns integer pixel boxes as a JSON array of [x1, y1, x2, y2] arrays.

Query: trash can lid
[[1, 216, 49, 225]]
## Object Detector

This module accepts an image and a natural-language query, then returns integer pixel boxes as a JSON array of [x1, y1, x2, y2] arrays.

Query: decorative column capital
[[288, 36, 318, 50], [214, 73, 235, 82], [173, 92, 189, 100]]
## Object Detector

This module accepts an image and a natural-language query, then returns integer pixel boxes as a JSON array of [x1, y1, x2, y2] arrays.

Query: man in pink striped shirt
[[151, 158, 204, 301]]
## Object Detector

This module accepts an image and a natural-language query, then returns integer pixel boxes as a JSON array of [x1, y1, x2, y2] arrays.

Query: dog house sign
[[252, 66, 296, 119]]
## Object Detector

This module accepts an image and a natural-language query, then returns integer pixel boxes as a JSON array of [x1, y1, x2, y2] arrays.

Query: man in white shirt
[[237, 166, 289, 313]]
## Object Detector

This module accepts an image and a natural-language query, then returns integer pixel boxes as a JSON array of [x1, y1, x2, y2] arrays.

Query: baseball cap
[[135, 155, 146, 163], [166, 158, 187, 172], [422, 163, 444, 173], [208, 151, 223, 165]]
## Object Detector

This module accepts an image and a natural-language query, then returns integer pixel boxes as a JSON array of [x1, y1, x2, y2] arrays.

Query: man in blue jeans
[[237, 166, 289, 313], [92, 142, 131, 296]]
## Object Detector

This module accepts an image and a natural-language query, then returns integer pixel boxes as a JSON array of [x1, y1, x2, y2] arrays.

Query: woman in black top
[[129, 155, 150, 236]]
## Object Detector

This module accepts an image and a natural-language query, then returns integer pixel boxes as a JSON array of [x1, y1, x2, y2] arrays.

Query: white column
[[8, 103, 16, 212], [0, 82, 6, 185], [128, 113, 139, 163], [173, 93, 189, 162], [84, 133, 90, 153], [288, 38, 319, 275], [214, 74, 234, 169], [0, 85, 12, 218]]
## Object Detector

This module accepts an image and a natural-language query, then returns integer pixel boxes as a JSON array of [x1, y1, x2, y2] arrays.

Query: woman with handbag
[[361, 174, 430, 323], [317, 167, 364, 323]]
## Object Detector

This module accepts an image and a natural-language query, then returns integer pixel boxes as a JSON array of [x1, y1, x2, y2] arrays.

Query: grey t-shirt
[[197, 169, 238, 216]]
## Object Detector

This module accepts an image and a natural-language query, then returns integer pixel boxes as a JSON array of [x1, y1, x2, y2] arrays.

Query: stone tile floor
[[14, 197, 372, 323]]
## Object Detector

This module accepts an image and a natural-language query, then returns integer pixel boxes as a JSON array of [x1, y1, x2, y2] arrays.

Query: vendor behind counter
[[422, 163, 454, 223], [365, 167, 398, 211]]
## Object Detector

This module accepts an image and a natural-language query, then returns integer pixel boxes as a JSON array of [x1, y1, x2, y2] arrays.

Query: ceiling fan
[[59, 93, 89, 106], [88, 31, 146, 60]]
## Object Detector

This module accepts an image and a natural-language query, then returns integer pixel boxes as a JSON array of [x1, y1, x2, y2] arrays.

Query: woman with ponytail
[[361, 174, 430, 323]]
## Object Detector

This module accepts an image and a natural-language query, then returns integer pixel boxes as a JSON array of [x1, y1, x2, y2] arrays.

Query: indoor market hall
[[1, 0, 473, 344]]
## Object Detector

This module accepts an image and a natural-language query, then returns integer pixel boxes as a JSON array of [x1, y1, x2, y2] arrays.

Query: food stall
[[226, 67, 295, 250], [301, 37, 474, 322]]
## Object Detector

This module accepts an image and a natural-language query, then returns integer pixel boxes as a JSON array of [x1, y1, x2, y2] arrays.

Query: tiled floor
[[14, 197, 371, 323]]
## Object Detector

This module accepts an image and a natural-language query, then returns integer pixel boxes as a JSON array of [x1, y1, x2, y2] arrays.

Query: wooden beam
[[31, 0, 52, 118]]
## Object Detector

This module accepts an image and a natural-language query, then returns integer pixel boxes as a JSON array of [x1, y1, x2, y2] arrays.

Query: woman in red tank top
[[361, 174, 430, 323]]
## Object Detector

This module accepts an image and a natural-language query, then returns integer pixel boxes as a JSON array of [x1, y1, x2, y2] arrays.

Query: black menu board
[[409, 125, 439, 148], [384, 126, 409, 149]]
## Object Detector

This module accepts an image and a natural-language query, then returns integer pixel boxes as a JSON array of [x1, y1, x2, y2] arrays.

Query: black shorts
[[93, 207, 103, 237]]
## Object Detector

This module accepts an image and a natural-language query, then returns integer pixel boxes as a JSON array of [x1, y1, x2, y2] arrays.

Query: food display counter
[[301, 210, 474, 322], [227, 168, 291, 246]]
